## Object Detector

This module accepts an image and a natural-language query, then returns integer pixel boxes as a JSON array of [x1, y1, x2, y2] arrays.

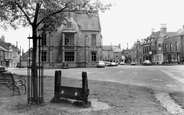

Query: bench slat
[[58, 86, 83, 100]]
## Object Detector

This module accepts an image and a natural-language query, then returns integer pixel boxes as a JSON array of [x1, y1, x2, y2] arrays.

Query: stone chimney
[[1, 35, 5, 42], [151, 28, 155, 34], [16, 41, 18, 47], [160, 24, 167, 33]]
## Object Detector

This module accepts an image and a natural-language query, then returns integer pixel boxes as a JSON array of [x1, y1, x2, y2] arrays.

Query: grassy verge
[[0, 75, 170, 115], [169, 92, 184, 109]]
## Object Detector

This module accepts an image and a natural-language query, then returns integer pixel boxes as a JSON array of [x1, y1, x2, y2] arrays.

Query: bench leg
[[17, 87, 21, 95], [24, 85, 26, 95]]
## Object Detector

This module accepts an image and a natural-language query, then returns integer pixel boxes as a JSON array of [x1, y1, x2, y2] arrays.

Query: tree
[[0, 0, 111, 103]]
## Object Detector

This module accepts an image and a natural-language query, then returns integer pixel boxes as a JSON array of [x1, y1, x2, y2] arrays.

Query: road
[[8, 65, 184, 92]]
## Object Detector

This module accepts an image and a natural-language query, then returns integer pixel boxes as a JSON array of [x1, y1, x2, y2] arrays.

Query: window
[[65, 52, 74, 61], [0, 51, 3, 61], [67, 22, 72, 28], [42, 33, 47, 46], [41, 51, 47, 62], [64, 33, 74, 46], [170, 43, 172, 51], [91, 52, 97, 61], [91, 34, 96, 46], [175, 42, 178, 51], [165, 44, 167, 52]]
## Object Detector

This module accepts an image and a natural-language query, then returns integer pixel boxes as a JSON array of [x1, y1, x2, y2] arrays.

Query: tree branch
[[15, 1, 32, 25], [36, 3, 69, 28]]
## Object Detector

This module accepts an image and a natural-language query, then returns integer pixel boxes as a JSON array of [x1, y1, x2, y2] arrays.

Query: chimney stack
[[16, 41, 18, 47], [160, 24, 167, 32], [1, 35, 5, 42], [151, 28, 155, 34]]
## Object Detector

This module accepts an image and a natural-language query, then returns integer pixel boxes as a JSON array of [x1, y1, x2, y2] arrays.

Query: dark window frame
[[64, 33, 74, 46], [65, 52, 74, 61], [175, 42, 178, 51], [91, 34, 96, 46], [41, 50, 47, 62], [91, 52, 97, 62], [42, 33, 47, 46], [170, 43, 172, 51]]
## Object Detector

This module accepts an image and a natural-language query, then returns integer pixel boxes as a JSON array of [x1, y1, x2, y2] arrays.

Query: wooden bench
[[2, 72, 26, 95], [52, 71, 90, 107]]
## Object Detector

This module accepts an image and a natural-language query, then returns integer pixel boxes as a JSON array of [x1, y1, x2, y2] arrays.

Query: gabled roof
[[0, 40, 20, 53], [0, 46, 8, 51], [112, 46, 121, 52], [150, 31, 160, 38], [71, 13, 101, 31]]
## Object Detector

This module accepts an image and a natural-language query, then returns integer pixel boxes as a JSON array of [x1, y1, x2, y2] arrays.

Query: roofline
[[81, 29, 101, 32], [0, 46, 8, 52]]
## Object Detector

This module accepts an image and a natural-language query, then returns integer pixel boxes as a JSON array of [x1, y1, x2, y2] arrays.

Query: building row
[[127, 24, 184, 65], [0, 35, 21, 68]]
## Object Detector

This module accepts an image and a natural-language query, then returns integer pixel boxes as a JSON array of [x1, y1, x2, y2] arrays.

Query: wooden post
[[82, 71, 88, 106], [54, 70, 61, 101]]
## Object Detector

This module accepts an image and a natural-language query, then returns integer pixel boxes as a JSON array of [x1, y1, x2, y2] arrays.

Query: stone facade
[[0, 36, 21, 67], [38, 13, 102, 68], [129, 25, 184, 65], [163, 28, 184, 64], [102, 45, 122, 63]]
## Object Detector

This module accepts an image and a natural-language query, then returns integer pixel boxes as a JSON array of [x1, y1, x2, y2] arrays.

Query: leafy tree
[[0, 0, 111, 103]]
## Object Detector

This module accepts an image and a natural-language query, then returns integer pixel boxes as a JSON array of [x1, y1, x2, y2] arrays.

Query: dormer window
[[67, 22, 72, 28]]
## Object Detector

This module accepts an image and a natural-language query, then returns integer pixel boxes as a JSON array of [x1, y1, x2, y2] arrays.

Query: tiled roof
[[102, 46, 112, 51], [71, 13, 101, 31], [0, 46, 8, 51], [176, 29, 184, 36], [0, 40, 20, 53], [167, 32, 177, 37], [150, 31, 160, 38], [112, 46, 121, 52]]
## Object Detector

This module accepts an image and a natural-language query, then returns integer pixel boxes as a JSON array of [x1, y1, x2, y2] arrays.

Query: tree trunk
[[32, 26, 38, 102]]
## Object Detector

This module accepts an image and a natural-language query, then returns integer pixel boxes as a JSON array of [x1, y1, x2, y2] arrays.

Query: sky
[[1, 0, 184, 51]]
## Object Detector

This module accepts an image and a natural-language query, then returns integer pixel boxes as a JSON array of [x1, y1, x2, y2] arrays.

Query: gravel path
[[155, 92, 184, 115]]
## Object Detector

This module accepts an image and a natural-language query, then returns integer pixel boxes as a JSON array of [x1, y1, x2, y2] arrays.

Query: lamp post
[[149, 51, 152, 62]]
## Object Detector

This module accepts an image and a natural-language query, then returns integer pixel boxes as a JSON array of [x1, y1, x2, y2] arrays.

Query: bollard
[[82, 71, 88, 106], [54, 70, 61, 101]]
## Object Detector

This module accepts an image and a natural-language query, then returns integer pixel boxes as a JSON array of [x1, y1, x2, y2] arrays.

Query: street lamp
[[149, 51, 152, 62]]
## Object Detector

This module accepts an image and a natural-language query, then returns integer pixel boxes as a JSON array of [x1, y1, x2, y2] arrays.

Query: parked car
[[106, 61, 118, 66], [104, 61, 111, 66], [111, 62, 118, 66], [143, 60, 152, 66], [130, 61, 136, 65], [119, 61, 126, 65], [97, 61, 105, 68]]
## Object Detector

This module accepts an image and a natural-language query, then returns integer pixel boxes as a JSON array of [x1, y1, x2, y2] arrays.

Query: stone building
[[38, 13, 102, 68], [163, 27, 184, 64], [0, 35, 21, 67], [147, 24, 176, 64], [102, 44, 122, 63], [102, 46, 113, 62], [112, 45, 122, 63], [122, 48, 132, 64]]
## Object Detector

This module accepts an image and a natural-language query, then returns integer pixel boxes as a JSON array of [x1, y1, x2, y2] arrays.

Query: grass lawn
[[0, 74, 171, 115]]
